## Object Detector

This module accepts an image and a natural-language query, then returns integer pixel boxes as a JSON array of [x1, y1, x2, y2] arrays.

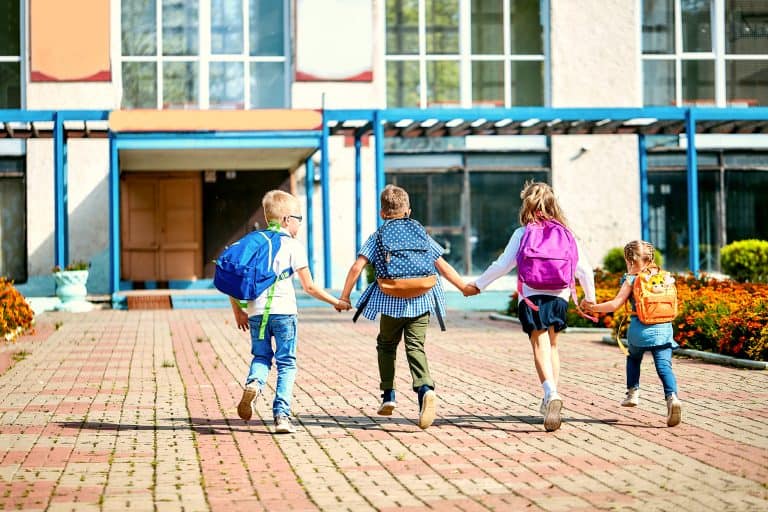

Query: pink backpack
[[516, 220, 595, 321]]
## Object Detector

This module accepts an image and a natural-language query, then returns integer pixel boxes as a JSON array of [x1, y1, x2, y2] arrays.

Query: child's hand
[[463, 284, 480, 297], [335, 297, 352, 312], [580, 300, 594, 313], [233, 307, 249, 331]]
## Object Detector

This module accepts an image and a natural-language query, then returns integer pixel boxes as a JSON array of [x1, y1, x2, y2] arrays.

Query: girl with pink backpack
[[465, 181, 596, 432]]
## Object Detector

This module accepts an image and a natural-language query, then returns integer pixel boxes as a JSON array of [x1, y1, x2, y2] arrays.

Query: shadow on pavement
[[57, 418, 275, 435]]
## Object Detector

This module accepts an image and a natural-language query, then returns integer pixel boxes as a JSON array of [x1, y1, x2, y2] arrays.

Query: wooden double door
[[120, 173, 202, 281]]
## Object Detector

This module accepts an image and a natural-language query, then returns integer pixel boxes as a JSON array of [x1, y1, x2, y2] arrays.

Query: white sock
[[542, 380, 555, 400]]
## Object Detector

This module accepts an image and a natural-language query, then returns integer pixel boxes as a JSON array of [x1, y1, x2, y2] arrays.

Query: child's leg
[[377, 315, 405, 391], [626, 345, 643, 390], [650, 346, 678, 398], [271, 315, 298, 419], [246, 315, 274, 387], [402, 313, 433, 391], [529, 329, 555, 385], [547, 326, 560, 386]]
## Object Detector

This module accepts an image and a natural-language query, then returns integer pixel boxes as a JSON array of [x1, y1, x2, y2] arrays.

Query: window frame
[[385, 0, 550, 108], [641, 0, 768, 107], [118, 0, 291, 110]]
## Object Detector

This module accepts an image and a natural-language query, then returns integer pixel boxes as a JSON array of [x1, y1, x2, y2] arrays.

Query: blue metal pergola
[[3, 106, 768, 296]]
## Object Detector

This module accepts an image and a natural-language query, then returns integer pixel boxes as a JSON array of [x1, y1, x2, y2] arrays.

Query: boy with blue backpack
[[337, 185, 467, 429], [464, 181, 595, 432], [218, 190, 349, 433]]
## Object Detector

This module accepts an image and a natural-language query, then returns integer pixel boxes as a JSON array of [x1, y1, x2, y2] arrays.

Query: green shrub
[[720, 239, 768, 283], [602, 246, 663, 273]]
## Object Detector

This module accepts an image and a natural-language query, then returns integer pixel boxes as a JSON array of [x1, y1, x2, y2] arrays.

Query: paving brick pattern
[[1, 309, 766, 511]]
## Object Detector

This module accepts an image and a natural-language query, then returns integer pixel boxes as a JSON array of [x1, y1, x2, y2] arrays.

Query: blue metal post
[[109, 134, 120, 294], [320, 110, 332, 288], [638, 134, 649, 241], [305, 156, 315, 278], [354, 133, 363, 290], [53, 112, 68, 268], [685, 109, 700, 274], [373, 110, 385, 227]]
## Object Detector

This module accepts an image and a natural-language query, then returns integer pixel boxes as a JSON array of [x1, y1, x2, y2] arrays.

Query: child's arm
[[473, 228, 523, 291], [590, 280, 633, 314], [295, 267, 348, 309], [435, 257, 466, 291], [338, 255, 369, 308], [228, 296, 249, 331]]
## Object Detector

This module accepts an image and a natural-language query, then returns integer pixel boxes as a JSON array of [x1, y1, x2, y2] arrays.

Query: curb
[[488, 312, 766, 370]]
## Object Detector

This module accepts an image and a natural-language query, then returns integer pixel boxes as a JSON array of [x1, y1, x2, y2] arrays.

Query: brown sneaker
[[544, 393, 563, 432], [666, 393, 682, 427], [237, 385, 259, 421]]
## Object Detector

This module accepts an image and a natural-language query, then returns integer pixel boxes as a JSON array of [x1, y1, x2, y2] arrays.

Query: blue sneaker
[[417, 385, 436, 429], [377, 389, 396, 416]]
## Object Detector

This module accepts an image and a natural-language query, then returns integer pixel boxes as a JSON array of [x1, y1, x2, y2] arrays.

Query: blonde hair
[[518, 181, 568, 227], [624, 240, 655, 269], [380, 184, 410, 219], [262, 189, 298, 222]]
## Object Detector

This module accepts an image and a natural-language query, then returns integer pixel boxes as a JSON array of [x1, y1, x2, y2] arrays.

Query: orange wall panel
[[30, 0, 111, 82]]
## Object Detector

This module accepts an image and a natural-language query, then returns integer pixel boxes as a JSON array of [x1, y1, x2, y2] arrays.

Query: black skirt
[[517, 295, 569, 336]]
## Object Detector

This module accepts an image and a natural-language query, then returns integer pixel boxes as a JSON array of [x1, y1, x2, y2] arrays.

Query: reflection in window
[[0, 63, 20, 109], [0, 1, 20, 109], [250, 0, 284, 56], [642, 0, 674, 54], [426, 0, 459, 54], [163, 0, 199, 56], [509, 0, 543, 54], [681, 0, 711, 53], [727, 60, 768, 106], [387, 60, 420, 107], [472, 61, 504, 107], [0, 158, 26, 283], [472, 0, 503, 55], [163, 62, 198, 108], [250, 62, 285, 108], [212, 0, 244, 54], [511, 61, 543, 106], [122, 62, 157, 108], [644, 60, 675, 105], [387, 0, 419, 55], [427, 61, 460, 107], [726, 0, 768, 54], [210, 62, 244, 108], [682, 59, 715, 104], [122, 0, 156, 56]]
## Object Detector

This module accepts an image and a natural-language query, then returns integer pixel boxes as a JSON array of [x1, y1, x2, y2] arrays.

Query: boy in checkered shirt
[[336, 185, 466, 429]]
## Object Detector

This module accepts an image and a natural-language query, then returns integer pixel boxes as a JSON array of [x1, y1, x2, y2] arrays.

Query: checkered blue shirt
[[355, 232, 447, 321]]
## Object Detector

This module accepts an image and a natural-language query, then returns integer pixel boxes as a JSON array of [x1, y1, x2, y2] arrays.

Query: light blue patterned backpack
[[372, 217, 438, 298]]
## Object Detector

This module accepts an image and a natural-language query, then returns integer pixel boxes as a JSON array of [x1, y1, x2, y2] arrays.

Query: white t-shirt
[[474, 226, 596, 303], [246, 229, 309, 317]]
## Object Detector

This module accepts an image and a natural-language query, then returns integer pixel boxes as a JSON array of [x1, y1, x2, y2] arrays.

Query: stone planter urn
[[54, 270, 93, 312]]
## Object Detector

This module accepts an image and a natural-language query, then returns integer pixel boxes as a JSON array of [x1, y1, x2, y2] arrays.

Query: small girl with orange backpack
[[582, 240, 682, 427]]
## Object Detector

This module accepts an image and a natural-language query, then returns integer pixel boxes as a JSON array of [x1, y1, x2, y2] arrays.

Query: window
[[386, 0, 546, 108], [642, 0, 768, 106], [647, 150, 768, 272], [120, 0, 289, 109], [386, 151, 549, 273], [0, 158, 26, 282], [0, 1, 21, 108]]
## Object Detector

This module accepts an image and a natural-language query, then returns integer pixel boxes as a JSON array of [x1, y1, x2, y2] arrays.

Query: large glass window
[[642, 0, 768, 106], [386, 0, 546, 108], [0, 158, 26, 282], [386, 152, 549, 273], [0, 1, 21, 108], [648, 151, 768, 272], [121, 0, 289, 109]]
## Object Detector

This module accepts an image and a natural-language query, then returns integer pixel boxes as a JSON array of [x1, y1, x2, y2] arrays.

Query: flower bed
[[1, 278, 34, 342], [507, 269, 768, 362]]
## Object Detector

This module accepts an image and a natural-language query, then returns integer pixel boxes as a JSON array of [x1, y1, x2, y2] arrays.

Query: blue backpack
[[372, 217, 438, 292], [213, 229, 291, 301]]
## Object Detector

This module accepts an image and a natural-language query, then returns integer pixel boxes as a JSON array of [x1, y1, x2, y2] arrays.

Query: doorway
[[120, 172, 202, 281]]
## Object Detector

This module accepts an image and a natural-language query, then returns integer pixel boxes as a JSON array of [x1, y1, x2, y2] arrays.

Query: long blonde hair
[[624, 240, 655, 271], [518, 181, 568, 227]]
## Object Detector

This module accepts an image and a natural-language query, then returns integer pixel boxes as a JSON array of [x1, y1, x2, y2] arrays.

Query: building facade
[[1, 0, 767, 296]]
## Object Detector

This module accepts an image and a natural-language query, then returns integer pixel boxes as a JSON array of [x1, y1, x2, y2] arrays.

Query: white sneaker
[[274, 415, 297, 434], [666, 393, 682, 427], [539, 398, 547, 416], [237, 385, 260, 421], [621, 388, 640, 407], [543, 392, 563, 432]]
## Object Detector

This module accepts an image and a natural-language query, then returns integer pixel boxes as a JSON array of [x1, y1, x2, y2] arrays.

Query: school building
[[1, 0, 767, 305]]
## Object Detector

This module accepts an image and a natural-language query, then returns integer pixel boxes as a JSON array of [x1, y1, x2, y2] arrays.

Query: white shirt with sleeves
[[473, 226, 596, 303], [246, 228, 309, 317]]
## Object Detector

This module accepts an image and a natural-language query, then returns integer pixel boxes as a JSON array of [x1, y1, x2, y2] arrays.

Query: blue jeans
[[246, 314, 298, 418], [626, 344, 678, 398]]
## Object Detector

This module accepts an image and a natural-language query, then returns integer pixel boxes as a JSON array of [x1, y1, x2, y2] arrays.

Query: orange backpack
[[631, 265, 678, 324]]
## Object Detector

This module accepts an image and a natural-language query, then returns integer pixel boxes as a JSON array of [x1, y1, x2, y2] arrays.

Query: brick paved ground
[[1, 309, 766, 511]]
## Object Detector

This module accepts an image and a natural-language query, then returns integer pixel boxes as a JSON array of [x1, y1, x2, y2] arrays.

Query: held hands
[[580, 299, 595, 314], [463, 284, 481, 297], [334, 297, 352, 312]]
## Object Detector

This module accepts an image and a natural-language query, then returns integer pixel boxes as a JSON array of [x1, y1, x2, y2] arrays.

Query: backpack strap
[[432, 292, 446, 331], [257, 224, 292, 339]]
